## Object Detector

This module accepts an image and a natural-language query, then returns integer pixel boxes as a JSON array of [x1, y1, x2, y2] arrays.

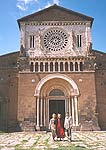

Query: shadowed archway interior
[[49, 89, 65, 120]]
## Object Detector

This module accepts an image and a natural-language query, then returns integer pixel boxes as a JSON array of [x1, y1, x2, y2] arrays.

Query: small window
[[45, 62, 48, 71], [60, 62, 63, 71], [80, 62, 83, 71], [35, 62, 38, 72], [30, 35, 35, 48], [75, 62, 78, 71], [77, 35, 82, 47], [40, 62, 43, 72], [30, 62, 33, 72], [55, 62, 58, 71], [70, 62, 73, 71], [50, 62, 53, 72], [65, 62, 68, 71]]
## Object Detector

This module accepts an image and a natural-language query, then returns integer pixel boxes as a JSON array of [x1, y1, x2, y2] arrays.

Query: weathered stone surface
[[0, 5, 106, 132], [0, 132, 106, 149]]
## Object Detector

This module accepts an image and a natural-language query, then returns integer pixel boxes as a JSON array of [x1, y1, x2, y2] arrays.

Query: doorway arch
[[49, 89, 65, 120], [34, 74, 80, 130]]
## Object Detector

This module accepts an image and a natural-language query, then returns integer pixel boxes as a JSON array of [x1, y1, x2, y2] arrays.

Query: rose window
[[43, 28, 68, 51]]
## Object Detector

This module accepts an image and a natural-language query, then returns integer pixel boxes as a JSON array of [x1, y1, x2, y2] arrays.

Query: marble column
[[36, 97, 40, 129], [53, 62, 55, 72], [68, 62, 70, 72], [72, 97, 75, 126], [38, 62, 40, 72], [74, 96, 78, 126], [78, 62, 80, 71], [48, 62, 50, 72], [33, 62, 35, 72], [40, 97, 43, 126], [43, 62, 45, 72], [73, 62, 75, 72], [44, 97, 46, 126], [63, 62, 65, 72], [69, 98, 71, 115], [58, 61, 60, 72]]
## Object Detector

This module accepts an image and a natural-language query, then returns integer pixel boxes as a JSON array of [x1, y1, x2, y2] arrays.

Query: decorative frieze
[[24, 21, 87, 26], [19, 20, 92, 58]]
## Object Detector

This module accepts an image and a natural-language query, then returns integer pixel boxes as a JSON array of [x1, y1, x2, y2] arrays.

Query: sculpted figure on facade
[[19, 45, 26, 57], [87, 42, 93, 56], [17, 56, 30, 71]]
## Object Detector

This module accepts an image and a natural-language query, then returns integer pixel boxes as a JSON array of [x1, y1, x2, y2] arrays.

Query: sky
[[0, 0, 106, 55]]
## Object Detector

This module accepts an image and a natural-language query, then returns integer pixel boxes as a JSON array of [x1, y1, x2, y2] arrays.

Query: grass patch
[[45, 138, 49, 145], [22, 139, 28, 143], [29, 136, 42, 150], [0, 130, 5, 134], [15, 148, 23, 150], [15, 144, 23, 150], [46, 145, 89, 150]]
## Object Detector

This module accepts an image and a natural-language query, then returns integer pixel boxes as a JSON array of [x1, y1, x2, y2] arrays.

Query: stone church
[[0, 4, 106, 132]]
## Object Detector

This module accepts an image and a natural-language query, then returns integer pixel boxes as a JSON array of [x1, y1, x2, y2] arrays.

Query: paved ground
[[0, 131, 106, 150]]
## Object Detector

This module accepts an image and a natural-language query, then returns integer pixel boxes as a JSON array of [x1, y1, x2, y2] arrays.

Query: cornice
[[29, 56, 91, 61], [21, 21, 88, 27]]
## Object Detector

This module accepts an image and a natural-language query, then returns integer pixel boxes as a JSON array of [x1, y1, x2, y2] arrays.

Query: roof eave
[[17, 4, 94, 28]]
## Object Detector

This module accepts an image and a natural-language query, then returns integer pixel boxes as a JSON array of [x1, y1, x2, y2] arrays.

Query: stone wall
[[17, 71, 99, 130], [0, 52, 19, 131], [94, 51, 106, 130], [0, 50, 105, 131]]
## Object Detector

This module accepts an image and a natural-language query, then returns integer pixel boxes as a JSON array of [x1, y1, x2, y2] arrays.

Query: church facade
[[0, 4, 106, 132]]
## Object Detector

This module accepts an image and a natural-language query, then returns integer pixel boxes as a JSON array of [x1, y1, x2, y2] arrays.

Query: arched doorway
[[49, 89, 65, 120], [34, 74, 79, 130]]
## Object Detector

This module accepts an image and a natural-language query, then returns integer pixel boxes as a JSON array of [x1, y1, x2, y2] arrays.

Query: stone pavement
[[0, 131, 106, 150]]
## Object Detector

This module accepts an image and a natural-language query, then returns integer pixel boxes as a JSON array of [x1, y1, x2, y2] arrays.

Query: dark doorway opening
[[49, 100, 65, 120]]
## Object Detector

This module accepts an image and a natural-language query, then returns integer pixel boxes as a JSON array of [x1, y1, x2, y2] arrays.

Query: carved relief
[[17, 56, 30, 71], [42, 28, 68, 52], [19, 45, 26, 57], [83, 57, 96, 71], [23, 22, 91, 58], [87, 42, 93, 56]]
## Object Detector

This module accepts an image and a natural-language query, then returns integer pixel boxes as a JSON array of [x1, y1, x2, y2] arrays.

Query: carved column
[[72, 97, 75, 126], [40, 97, 43, 126], [63, 61, 65, 72], [58, 61, 60, 72], [73, 62, 75, 71], [38, 62, 40, 72], [36, 96, 40, 129], [44, 97, 46, 126], [44, 62, 45, 72], [74, 96, 78, 126], [78, 62, 80, 71], [48, 62, 50, 72], [53, 62, 55, 72], [68, 62, 70, 72], [33, 62, 35, 72], [69, 98, 71, 115]]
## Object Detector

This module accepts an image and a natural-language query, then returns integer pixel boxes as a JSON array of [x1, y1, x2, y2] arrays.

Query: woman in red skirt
[[56, 113, 65, 141]]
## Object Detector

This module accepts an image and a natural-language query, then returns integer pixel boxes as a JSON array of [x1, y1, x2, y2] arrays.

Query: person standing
[[49, 113, 57, 141], [56, 113, 65, 141], [64, 112, 73, 141]]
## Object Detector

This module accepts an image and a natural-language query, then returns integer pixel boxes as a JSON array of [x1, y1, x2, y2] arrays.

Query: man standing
[[64, 112, 73, 141]]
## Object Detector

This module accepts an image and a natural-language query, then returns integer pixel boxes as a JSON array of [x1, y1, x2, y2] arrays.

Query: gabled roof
[[17, 4, 94, 27]]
